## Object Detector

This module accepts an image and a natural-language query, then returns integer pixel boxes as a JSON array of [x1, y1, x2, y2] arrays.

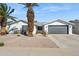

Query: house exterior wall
[[44, 21, 72, 34], [69, 25, 72, 34], [70, 22, 79, 34], [7, 20, 72, 35], [73, 23, 79, 34], [8, 22, 27, 33], [33, 25, 37, 34], [8, 22, 36, 34]]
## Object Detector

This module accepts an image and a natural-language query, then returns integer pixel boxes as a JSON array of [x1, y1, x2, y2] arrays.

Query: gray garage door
[[48, 25, 68, 34]]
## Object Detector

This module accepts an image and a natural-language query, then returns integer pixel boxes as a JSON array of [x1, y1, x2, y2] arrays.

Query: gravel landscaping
[[0, 34, 58, 48]]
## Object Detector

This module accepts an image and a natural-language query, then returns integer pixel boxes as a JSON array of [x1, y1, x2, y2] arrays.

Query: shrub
[[0, 42, 4, 47], [17, 34, 20, 37], [42, 31, 46, 37]]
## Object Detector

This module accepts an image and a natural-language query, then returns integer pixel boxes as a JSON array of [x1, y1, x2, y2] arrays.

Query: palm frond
[[7, 16, 17, 21], [32, 3, 38, 7], [0, 3, 16, 22], [8, 9, 15, 15], [6, 6, 11, 14], [19, 3, 38, 8], [0, 3, 7, 12], [0, 4, 7, 16]]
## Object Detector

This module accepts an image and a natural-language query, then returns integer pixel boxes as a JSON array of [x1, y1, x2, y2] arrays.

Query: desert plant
[[0, 42, 4, 47], [16, 32, 20, 37], [42, 31, 46, 37], [0, 3, 16, 35]]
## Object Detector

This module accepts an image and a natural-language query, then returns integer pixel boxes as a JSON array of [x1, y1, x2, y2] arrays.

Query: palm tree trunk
[[27, 6, 34, 37], [0, 16, 3, 23], [0, 18, 7, 35]]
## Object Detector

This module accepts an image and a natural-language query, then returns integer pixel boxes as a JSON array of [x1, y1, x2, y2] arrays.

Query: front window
[[72, 25, 75, 29], [37, 26, 42, 30]]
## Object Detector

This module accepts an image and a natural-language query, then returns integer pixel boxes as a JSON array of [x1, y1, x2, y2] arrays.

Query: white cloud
[[40, 5, 71, 12]]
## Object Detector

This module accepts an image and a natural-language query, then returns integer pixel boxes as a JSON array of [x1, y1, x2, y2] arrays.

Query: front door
[[21, 25, 28, 35], [37, 26, 43, 33]]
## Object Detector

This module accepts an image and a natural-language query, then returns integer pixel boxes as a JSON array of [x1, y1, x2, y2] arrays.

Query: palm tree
[[0, 3, 16, 35], [20, 3, 38, 37]]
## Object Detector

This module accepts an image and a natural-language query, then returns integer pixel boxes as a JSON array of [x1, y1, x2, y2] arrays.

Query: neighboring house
[[69, 20, 79, 34], [8, 20, 36, 35], [8, 20, 46, 35], [8, 19, 73, 35], [44, 20, 73, 34]]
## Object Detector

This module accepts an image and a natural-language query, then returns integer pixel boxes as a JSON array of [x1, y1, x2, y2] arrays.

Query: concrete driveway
[[48, 34, 79, 48]]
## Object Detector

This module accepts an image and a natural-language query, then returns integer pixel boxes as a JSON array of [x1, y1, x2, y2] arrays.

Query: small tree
[[0, 3, 16, 35]]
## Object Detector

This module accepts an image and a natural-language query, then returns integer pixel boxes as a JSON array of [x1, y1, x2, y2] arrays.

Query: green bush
[[0, 42, 4, 47], [17, 34, 20, 37], [42, 31, 46, 37]]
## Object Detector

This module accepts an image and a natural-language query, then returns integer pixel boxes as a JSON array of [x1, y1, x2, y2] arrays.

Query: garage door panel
[[48, 25, 68, 34]]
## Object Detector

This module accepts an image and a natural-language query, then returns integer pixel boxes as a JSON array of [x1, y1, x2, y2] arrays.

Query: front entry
[[21, 25, 28, 35], [36, 26, 43, 33]]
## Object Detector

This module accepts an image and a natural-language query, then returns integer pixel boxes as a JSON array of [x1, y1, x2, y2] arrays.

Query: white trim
[[44, 21, 72, 34]]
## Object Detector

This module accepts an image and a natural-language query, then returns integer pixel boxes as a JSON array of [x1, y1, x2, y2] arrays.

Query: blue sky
[[7, 3, 79, 22]]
